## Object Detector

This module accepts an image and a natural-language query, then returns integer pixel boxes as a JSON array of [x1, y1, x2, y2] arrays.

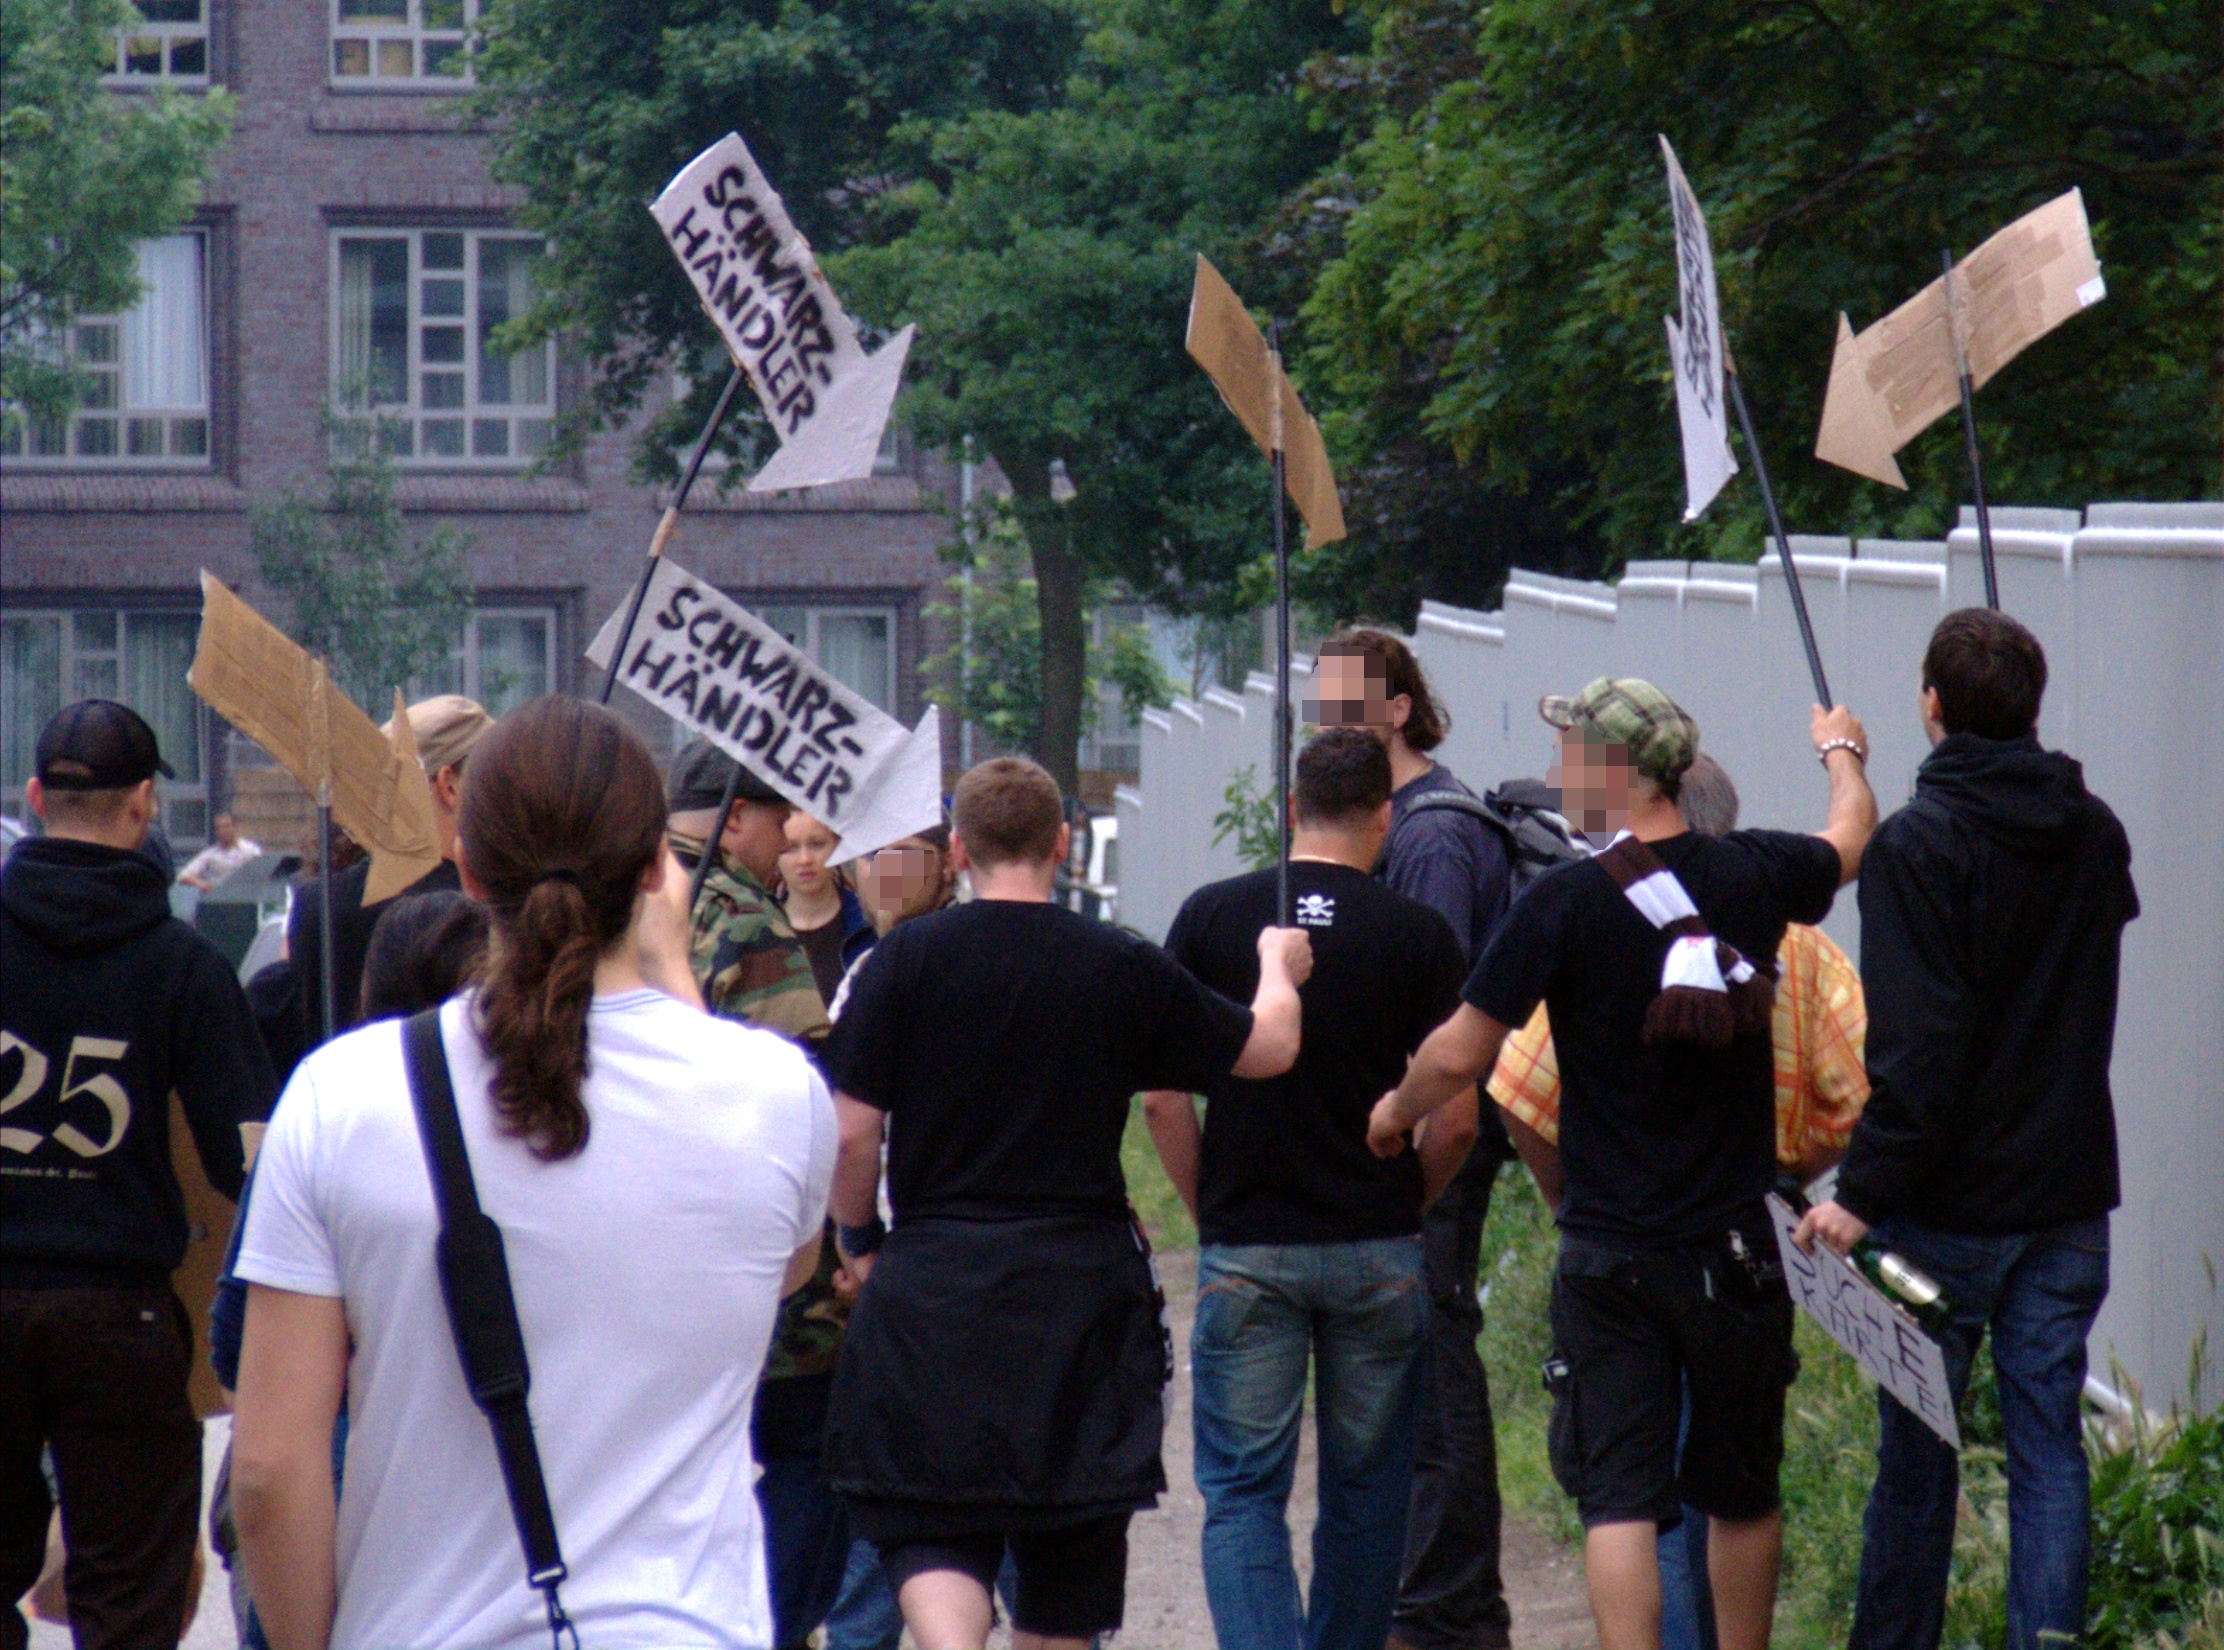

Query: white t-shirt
[[237, 988, 835, 1650]]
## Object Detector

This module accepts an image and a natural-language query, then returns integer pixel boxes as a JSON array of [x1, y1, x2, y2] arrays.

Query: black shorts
[[877, 1510, 1132, 1639], [1545, 1235, 1796, 1528]]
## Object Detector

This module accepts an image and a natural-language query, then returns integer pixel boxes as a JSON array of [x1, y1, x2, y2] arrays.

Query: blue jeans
[[752, 1374, 850, 1650], [824, 1536, 903, 1650], [1193, 1237, 1430, 1650], [1657, 1388, 1717, 1650], [1850, 1215, 2110, 1650]]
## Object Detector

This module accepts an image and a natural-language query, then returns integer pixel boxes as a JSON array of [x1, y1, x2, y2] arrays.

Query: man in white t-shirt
[[231, 972, 834, 1648], [176, 812, 261, 890]]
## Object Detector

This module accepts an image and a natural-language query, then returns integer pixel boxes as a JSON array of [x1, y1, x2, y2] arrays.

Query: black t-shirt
[[820, 899, 1254, 1222], [793, 916, 850, 1008], [1464, 829, 1841, 1248], [1166, 862, 1468, 1247]]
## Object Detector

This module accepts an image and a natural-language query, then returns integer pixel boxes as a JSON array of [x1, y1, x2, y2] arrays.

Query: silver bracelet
[[1817, 737, 1868, 765]]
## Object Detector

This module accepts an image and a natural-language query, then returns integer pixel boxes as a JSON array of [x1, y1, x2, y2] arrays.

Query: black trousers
[[0, 1286, 202, 1650], [1391, 1150, 1512, 1650]]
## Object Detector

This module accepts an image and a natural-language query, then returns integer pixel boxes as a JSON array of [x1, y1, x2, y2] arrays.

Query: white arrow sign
[[587, 558, 942, 863], [652, 132, 913, 494], [1660, 137, 1738, 522]]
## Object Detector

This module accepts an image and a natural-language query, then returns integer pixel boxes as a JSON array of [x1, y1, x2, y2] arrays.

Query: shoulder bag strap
[[399, 1008, 576, 1649]]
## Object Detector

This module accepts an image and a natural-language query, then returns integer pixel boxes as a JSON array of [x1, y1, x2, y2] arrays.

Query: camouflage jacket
[[670, 830, 844, 1380]]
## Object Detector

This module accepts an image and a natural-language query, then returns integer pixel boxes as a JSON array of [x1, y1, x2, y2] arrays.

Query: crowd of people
[[1, 605, 2136, 1650]]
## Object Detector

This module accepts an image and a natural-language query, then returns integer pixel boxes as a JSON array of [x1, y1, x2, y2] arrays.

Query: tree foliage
[[471, 0, 1082, 473], [1298, 0, 2220, 620], [249, 417, 475, 712], [0, 0, 233, 416], [924, 500, 1174, 761]]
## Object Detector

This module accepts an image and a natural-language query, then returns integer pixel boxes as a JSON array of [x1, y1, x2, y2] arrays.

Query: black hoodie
[[1836, 733, 2138, 1233], [1, 836, 276, 1286]]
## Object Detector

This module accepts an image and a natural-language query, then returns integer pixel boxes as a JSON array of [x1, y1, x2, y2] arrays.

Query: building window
[[1080, 600, 1149, 775], [107, 0, 209, 83], [332, 231, 552, 466], [411, 609, 556, 719], [2, 610, 210, 844], [331, 0, 474, 84], [1, 235, 210, 468], [755, 605, 896, 711]]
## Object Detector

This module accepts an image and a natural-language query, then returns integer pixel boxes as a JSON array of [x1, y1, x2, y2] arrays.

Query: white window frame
[[330, 229, 554, 469], [1080, 600, 1149, 775], [330, 0, 477, 86], [754, 604, 898, 711], [0, 233, 211, 470], [1, 609, 211, 846], [106, 0, 210, 85], [410, 607, 559, 719]]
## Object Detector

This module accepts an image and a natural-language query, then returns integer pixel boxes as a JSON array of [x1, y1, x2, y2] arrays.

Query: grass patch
[[1121, 1104, 2224, 1648], [1123, 1096, 1195, 1252]]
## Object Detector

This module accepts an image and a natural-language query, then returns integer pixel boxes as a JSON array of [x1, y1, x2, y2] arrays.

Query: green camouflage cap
[[1538, 677, 1699, 782]]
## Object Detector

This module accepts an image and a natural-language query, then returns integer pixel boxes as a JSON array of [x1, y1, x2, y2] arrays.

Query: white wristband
[[1817, 737, 1868, 765]]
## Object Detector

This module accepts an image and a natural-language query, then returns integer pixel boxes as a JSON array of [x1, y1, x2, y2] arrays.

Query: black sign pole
[[315, 782, 337, 1045], [1267, 321, 1292, 928], [1724, 349, 1834, 710], [685, 760, 748, 917], [599, 364, 750, 705], [1941, 249, 2000, 609]]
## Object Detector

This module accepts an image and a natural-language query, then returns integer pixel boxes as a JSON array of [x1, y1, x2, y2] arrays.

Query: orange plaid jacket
[[1487, 923, 1869, 1169]]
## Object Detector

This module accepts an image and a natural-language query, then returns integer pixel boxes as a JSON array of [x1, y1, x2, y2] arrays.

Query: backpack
[[1401, 777, 1588, 902]]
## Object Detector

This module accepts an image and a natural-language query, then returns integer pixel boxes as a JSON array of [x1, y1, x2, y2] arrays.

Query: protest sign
[[1767, 1194, 1961, 1448], [1816, 189, 2105, 489], [586, 558, 941, 864], [1659, 137, 1738, 521], [651, 133, 913, 495], [1185, 255, 1346, 548], [186, 573, 442, 905]]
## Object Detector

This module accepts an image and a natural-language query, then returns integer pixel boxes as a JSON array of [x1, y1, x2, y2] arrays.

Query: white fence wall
[[1119, 502, 2224, 1412]]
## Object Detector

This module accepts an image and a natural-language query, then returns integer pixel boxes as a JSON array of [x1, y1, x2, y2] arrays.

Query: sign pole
[[315, 780, 337, 1045], [1267, 322, 1292, 927], [1941, 249, 2000, 609], [599, 365, 749, 705], [1724, 353, 1833, 710], [685, 760, 748, 918]]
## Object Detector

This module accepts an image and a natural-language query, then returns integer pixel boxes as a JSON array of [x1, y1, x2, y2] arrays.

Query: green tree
[[1300, 0, 2220, 613], [0, 0, 233, 418], [249, 416, 475, 711], [831, 0, 1360, 790], [468, 0, 1083, 473], [924, 498, 1174, 760]]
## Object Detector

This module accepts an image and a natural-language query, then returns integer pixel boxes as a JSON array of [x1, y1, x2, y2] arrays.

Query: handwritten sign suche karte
[[1766, 1194, 1961, 1447]]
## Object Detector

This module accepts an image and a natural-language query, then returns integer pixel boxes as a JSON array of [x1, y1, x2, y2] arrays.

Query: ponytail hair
[[458, 696, 666, 1161]]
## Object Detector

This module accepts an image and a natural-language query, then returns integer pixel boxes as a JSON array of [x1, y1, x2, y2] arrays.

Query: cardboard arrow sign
[[1816, 189, 2105, 488], [652, 133, 913, 494], [585, 558, 942, 864], [1660, 137, 1739, 521], [186, 573, 442, 904], [1185, 256, 1347, 547]]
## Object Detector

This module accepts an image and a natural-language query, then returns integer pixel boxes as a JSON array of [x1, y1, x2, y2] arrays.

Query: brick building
[[1, 0, 957, 853]]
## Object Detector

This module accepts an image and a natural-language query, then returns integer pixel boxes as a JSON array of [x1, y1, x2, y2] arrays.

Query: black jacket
[[286, 853, 461, 1051], [1836, 734, 2138, 1233], [1, 837, 276, 1285]]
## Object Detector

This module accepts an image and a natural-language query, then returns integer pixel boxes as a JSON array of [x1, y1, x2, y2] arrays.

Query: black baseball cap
[[666, 737, 785, 812], [35, 700, 175, 791]]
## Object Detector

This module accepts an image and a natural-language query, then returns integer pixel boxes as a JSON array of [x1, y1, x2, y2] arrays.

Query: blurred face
[[1548, 729, 1635, 840], [781, 812, 838, 899], [855, 837, 947, 932], [213, 813, 239, 847], [1305, 652, 1407, 745]]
